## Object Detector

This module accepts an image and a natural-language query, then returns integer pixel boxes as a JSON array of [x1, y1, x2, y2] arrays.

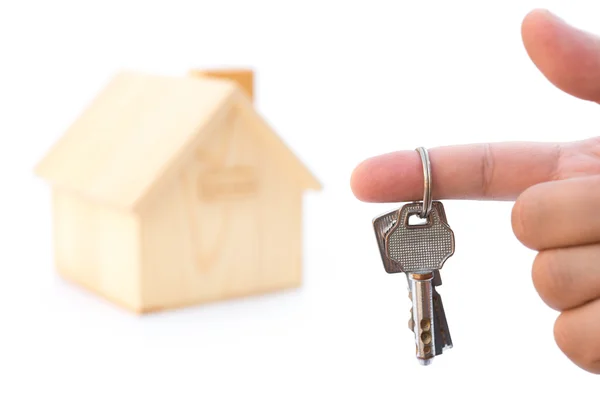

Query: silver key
[[372, 147, 455, 365]]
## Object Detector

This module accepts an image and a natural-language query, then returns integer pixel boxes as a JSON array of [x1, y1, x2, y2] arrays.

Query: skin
[[350, 9, 600, 374]]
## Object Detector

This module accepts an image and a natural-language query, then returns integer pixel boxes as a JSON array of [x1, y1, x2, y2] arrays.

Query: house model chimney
[[189, 68, 254, 101]]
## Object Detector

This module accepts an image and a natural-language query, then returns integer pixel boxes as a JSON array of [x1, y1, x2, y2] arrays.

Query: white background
[[1, 1, 599, 399]]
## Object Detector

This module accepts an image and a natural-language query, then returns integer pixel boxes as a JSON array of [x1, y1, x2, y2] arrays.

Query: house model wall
[[34, 68, 321, 314]]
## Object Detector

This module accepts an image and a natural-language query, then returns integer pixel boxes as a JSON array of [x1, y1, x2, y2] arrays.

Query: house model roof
[[35, 70, 321, 211]]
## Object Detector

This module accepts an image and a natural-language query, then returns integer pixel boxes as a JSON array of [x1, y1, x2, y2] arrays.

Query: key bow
[[384, 201, 455, 274]]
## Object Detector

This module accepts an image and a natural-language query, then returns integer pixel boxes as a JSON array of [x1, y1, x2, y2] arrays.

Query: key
[[431, 271, 453, 356], [373, 201, 455, 365], [408, 272, 453, 357], [371, 146, 455, 366]]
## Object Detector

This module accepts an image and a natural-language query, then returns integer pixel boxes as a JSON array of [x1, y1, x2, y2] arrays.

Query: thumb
[[351, 10, 600, 203], [523, 9, 600, 102]]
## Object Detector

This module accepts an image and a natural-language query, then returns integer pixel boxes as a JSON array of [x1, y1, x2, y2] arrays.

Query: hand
[[350, 9, 600, 374]]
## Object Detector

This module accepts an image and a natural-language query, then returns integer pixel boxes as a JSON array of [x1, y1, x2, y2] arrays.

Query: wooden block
[[35, 69, 320, 314]]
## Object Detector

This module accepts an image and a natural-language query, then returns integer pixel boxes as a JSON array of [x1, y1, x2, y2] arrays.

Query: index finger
[[350, 142, 561, 202]]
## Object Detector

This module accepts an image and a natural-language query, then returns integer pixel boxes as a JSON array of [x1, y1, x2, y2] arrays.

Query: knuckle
[[511, 192, 535, 248], [590, 360, 600, 375], [554, 312, 600, 374], [553, 314, 576, 360], [532, 251, 569, 310]]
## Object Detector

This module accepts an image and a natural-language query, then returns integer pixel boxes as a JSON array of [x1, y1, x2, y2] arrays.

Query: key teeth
[[432, 287, 453, 355]]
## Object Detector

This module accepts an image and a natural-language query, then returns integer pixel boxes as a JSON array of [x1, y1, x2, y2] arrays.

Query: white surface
[[1, 1, 599, 399]]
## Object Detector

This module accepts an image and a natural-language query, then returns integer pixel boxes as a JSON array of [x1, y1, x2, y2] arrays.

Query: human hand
[[350, 9, 600, 374]]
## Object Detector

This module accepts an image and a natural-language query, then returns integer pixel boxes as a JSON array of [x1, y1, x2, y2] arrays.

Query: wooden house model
[[34, 68, 321, 314]]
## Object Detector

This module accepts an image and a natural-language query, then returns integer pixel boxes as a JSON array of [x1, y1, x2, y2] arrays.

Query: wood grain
[[137, 102, 303, 310]]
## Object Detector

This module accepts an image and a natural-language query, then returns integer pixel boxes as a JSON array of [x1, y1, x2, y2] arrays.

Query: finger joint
[[481, 143, 495, 197]]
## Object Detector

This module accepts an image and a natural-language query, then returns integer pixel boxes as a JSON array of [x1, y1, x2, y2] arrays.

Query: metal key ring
[[415, 147, 432, 218]]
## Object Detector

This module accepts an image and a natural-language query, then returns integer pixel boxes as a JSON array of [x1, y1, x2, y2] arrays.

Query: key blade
[[407, 271, 453, 359], [407, 273, 436, 365]]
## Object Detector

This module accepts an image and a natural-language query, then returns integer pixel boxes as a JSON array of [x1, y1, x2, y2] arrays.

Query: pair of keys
[[372, 147, 455, 366]]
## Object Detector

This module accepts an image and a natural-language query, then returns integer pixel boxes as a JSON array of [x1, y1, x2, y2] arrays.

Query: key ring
[[415, 147, 432, 218]]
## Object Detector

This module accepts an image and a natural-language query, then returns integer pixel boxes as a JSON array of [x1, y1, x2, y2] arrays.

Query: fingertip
[[350, 151, 423, 203], [521, 8, 562, 64], [350, 159, 373, 202]]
